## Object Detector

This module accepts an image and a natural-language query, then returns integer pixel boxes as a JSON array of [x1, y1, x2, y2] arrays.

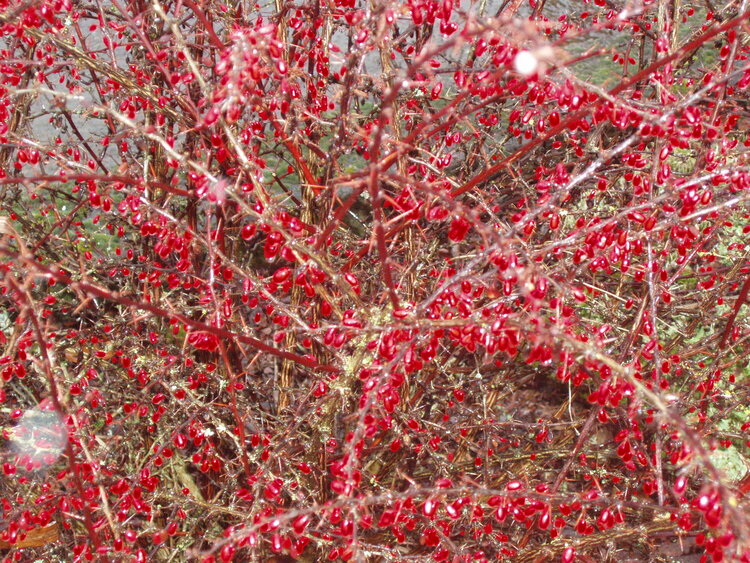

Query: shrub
[[0, 0, 749, 561]]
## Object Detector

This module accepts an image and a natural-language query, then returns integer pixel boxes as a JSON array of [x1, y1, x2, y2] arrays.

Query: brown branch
[[0, 245, 339, 374], [719, 274, 750, 350]]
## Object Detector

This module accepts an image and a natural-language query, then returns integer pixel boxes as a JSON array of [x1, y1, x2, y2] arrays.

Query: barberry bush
[[1, 0, 750, 561]]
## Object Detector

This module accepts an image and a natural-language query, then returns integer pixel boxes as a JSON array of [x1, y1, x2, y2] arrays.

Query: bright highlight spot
[[10, 406, 67, 470], [513, 51, 538, 76]]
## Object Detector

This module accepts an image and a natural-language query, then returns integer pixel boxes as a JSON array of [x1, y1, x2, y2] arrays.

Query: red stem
[[271, 120, 322, 192], [719, 274, 750, 350], [181, 0, 226, 49]]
